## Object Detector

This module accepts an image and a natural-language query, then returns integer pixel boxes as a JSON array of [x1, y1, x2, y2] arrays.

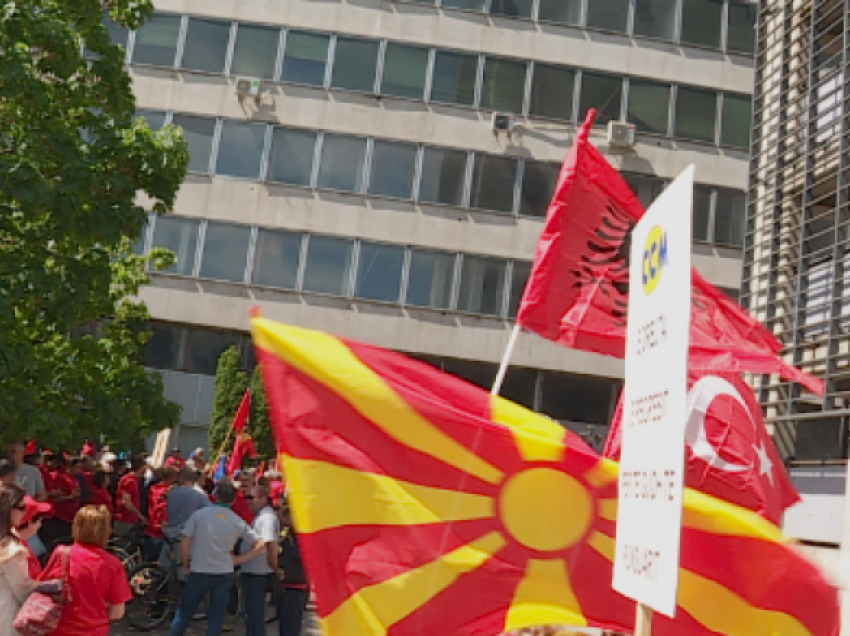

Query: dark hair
[[0, 484, 26, 548], [53, 454, 67, 467], [92, 470, 109, 489], [0, 456, 15, 480], [216, 478, 237, 505], [70, 457, 84, 468], [130, 457, 145, 472]]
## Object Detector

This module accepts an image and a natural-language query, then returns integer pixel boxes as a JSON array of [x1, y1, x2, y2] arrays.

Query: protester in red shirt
[[41, 455, 80, 549], [143, 467, 176, 562], [86, 472, 112, 516], [231, 470, 255, 524], [164, 448, 185, 470], [40, 505, 132, 636], [15, 495, 51, 578], [80, 439, 97, 459], [113, 457, 147, 538]]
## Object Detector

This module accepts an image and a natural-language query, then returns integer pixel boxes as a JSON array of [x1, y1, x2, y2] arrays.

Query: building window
[[330, 37, 379, 93], [430, 50, 478, 107], [508, 261, 532, 318], [180, 18, 230, 73], [579, 72, 623, 126], [529, 64, 575, 121], [282, 31, 329, 86], [470, 154, 518, 213], [537, 0, 582, 24], [674, 86, 717, 142], [680, 0, 723, 49], [302, 236, 354, 296], [586, 0, 630, 33], [418, 147, 468, 207], [185, 329, 241, 376], [198, 222, 251, 283], [458, 256, 507, 316], [145, 323, 187, 370], [714, 189, 746, 247], [623, 172, 665, 208], [368, 140, 418, 200], [215, 121, 266, 179], [134, 109, 167, 130], [267, 128, 316, 186], [727, 1, 757, 54], [442, 0, 487, 10], [171, 114, 216, 174], [406, 249, 456, 309], [151, 217, 199, 276], [132, 13, 181, 67], [317, 134, 367, 193], [354, 242, 405, 303], [381, 43, 429, 100], [541, 373, 615, 424], [480, 57, 527, 113], [490, 0, 534, 20], [692, 185, 713, 242], [633, 0, 678, 40], [103, 10, 129, 48], [252, 229, 303, 290], [231, 24, 279, 79], [501, 366, 538, 409], [627, 79, 670, 134], [520, 161, 559, 217], [721, 93, 752, 149]]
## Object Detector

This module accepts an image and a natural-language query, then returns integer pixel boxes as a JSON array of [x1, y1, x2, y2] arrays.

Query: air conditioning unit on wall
[[491, 112, 517, 133], [234, 77, 261, 97], [607, 121, 636, 147]]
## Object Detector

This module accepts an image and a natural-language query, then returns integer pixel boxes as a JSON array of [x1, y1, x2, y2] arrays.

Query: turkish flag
[[516, 108, 823, 395], [604, 372, 800, 525]]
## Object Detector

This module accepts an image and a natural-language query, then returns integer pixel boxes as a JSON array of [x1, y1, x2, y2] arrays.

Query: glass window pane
[[681, 0, 723, 48], [355, 242, 405, 302], [133, 109, 167, 129], [185, 330, 241, 376], [693, 185, 712, 242], [579, 72, 623, 126], [252, 229, 303, 290], [501, 367, 537, 410], [634, 0, 678, 40], [714, 189, 746, 247], [541, 373, 615, 424], [331, 37, 379, 92], [419, 147, 467, 206], [481, 58, 526, 113], [458, 256, 507, 315], [267, 128, 316, 185], [431, 51, 478, 107], [171, 115, 215, 173], [520, 161, 559, 217], [586, 0, 630, 32], [104, 10, 129, 48], [443, 359, 496, 391], [369, 141, 417, 199], [145, 323, 187, 370], [181, 18, 230, 73], [199, 222, 251, 282], [538, 0, 582, 25], [132, 13, 180, 66], [470, 154, 518, 213], [508, 261, 532, 318], [721, 93, 752, 149], [623, 173, 665, 208], [490, 0, 533, 19], [727, 1, 757, 54], [151, 216, 199, 275], [215, 121, 266, 179], [442, 0, 487, 10], [231, 25, 279, 79], [317, 135, 367, 192], [675, 86, 717, 142], [381, 43, 429, 100], [627, 79, 670, 134], [406, 250, 455, 309], [282, 31, 329, 86], [529, 64, 575, 121], [302, 236, 353, 296]]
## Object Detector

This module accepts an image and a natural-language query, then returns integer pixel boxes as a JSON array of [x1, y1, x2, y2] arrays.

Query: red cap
[[24, 440, 37, 455], [18, 496, 52, 528]]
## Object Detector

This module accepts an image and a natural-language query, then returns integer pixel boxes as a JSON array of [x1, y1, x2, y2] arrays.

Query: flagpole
[[635, 604, 653, 636], [491, 324, 522, 396]]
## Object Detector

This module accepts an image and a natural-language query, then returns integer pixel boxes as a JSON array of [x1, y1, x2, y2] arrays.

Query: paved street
[[113, 606, 322, 636]]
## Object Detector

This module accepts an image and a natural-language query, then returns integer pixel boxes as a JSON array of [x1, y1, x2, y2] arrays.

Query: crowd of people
[[0, 439, 305, 636]]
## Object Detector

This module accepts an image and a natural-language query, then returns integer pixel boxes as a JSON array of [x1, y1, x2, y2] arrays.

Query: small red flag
[[232, 388, 251, 435], [228, 431, 257, 475], [516, 109, 824, 395], [604, 372, 800, 525]]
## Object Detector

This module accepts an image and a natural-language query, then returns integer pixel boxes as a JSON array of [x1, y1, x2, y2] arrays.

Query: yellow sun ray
[[583, 458, 619, 488], [253, 319, 503, 485], [284, 456, 495, 532], [504, 559, 587, 631], [320, 532, 508, 636], [587, 530, 615, 561], [598, 498, 618, 522], [491, 396, 565, 463]]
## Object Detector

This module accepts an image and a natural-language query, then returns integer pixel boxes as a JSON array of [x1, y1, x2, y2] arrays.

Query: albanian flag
[[516, 109, 823, 396], [252, 316, 838, 636]]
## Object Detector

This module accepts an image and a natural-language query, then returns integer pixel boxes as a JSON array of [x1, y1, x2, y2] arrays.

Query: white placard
[[612, 166, 694, 617]]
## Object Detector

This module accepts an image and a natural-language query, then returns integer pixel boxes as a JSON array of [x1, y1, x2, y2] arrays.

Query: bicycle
[[107, 523, 146, 574]]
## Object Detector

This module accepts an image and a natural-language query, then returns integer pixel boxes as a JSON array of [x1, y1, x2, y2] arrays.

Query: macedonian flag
[[252, 316, 839, 636]]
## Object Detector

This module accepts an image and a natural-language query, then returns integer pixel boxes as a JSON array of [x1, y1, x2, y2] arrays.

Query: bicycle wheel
[[107, 545, 143, 575], [126, 562, 176, 631]]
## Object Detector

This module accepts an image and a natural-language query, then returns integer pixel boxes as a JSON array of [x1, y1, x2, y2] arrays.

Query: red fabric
[[228, 434, 257, 476], [145, 482, 170, 538], [40, 543, 131, 636], [86, 487, 113, 516], [81, 442, 96, 458], [25, 544, 42, 579], [49, 469, 79, 524], [231, 490, 255, 525], [25, 440, 37, 455], [270, 480, 285, 506], [604, 372, 800, 525], [516, 109, 824, 396], [232, 388, 251, 435], [164, 456, 185, 469], [114, 473, 140, 524]]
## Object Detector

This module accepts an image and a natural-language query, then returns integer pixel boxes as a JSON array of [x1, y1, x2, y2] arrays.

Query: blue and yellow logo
[[642, 226, 667, 295]]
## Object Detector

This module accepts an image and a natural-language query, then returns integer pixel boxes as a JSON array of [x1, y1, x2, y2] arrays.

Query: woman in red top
[[40, 505, 131, 636], [15, 495, 51, 578], [86, 471, 112, 516]]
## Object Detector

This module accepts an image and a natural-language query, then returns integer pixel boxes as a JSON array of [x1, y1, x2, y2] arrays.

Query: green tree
[[250, 366, 276, 462], [208, 346, 249, 463], [0, 1, 189, 448]]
